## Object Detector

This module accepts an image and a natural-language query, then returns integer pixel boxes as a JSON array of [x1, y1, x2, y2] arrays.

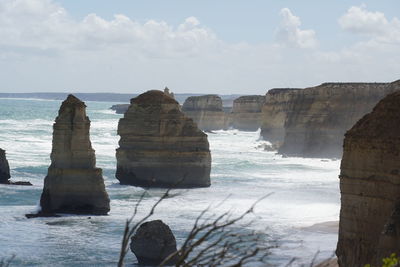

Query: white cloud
[[275, 8, 317, 48], [0, 0, 398, 94], [338, 5, 400, 44]]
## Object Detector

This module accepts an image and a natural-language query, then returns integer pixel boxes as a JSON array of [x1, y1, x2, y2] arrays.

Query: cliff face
[[230, 95, 265, 131], [40, 95, 110, 215], [277, 82, 399, 158], [0, 149, 10, 183], [182, 95, 227, 131], [116, 90, 211, 188], [260, 89, 301, 145], [336, 91, 400, 267]]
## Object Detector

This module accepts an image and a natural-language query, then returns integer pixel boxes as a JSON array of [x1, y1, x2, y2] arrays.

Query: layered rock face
[[260, 89, 301, 145], [0, 149, 11, 183], [116, 90, 211, 188], [130, 220, 178, 265], [182, 95, 227, 131], [39, 95, 110, 215], [276, 82, 399, 158], [230, 95, 265, 131], [336, 91, 400, 266]]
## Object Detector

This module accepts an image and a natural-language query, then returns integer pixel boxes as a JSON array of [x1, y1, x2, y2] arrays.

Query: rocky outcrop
[[38, 95, 110, 215], [130, 220, 178, 266], [163, 87, 174, 99], [230, 95, 265, 131], [111, 104, 130, 114], [336, 91, 400, 266], [260, 89, 301, 144], [260, 81, 400, 158], [116, 90, 211, 188], [0, 149, 10, 183], [182, 95, 227, 131]]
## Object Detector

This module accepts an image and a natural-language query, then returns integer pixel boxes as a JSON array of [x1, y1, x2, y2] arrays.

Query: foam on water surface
[[0, 99, 340, 266]]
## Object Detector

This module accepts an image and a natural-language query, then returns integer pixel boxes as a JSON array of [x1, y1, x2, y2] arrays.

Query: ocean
[[0, 98, 340, 266]]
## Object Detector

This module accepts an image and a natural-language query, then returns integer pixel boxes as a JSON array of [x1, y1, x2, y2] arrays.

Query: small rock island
[[37, 95, 110, 215], [0, 148, 11, 184], [116, 90, 211, 188]]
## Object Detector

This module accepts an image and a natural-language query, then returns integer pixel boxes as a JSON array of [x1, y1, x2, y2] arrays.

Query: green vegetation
[[365, 253, 400, 267]]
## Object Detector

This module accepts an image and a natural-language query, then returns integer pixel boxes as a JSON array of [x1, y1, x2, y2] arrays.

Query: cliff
[[0, 149, 10, 183], [116, 90, 211, 188], [39, 95, 110, 215], [275, 81, 399, 158], [182, 95, 227, 131], [260, 89, 302, 144], [336, 91, 400, 266], [230, 95, 265, 131]]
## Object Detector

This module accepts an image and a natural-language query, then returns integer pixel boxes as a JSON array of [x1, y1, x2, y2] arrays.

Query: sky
[[0, 0, 399, 94]]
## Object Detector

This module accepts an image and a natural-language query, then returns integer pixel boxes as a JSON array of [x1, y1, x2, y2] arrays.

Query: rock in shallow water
[[130, 220, 178, 266], [336, 91, 400, 266], [37, 94, 110, 215], [116, 90, 211, 188], [0, 148, 11, 183]]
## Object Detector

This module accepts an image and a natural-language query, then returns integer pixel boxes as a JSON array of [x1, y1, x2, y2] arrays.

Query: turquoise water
[[0, 98, 341, 266]]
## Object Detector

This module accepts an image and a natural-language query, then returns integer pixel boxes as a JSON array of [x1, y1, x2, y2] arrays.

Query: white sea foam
[[0, 100, 341, 266]]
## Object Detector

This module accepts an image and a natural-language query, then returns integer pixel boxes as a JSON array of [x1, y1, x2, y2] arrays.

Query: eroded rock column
[[39, 94, 110, 215]]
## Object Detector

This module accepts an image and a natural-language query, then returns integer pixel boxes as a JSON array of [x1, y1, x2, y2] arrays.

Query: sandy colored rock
[[130, 220, 178, 266], [336, 91, 400, 266], [39, 94, 110, 215], [0, 148, 10, 183], [260, 88, 301, 145], [259, 80, 400, 158], [230, 95, 265, 131], [182, 95, 227, 131], [116, 90, 211, 188]]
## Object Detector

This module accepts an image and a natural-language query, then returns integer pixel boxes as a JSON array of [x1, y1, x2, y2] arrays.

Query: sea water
[[0, 98, 340, 266]]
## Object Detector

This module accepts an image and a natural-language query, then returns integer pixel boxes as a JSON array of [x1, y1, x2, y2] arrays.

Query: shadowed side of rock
[[116, 90, 211, 188], [130, 220, 178, 266], [0, 149, 11, 183], [182, 95, 227, 131], [336, 91, 400, 266], [36, 94, 110, 216], [231, 95, 265, 131]]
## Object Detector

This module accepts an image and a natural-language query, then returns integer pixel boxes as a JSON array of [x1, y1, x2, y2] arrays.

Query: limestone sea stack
[[0, 149, 11, 183], [230, 95, 265, 131], [116, 90, 211, 188], [260, 89, 301, 145], [182, 95, 226, 131], [336, 91, 400, 266], [39, 95, 110, 215]]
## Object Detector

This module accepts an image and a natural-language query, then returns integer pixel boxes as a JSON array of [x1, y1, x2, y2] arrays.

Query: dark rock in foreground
[[130, 220, 178, 266], [0, 149, 11, 183], [35, 95, 110, 216], [336, 91, 400, 266], [116, 90, 211, 188]]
